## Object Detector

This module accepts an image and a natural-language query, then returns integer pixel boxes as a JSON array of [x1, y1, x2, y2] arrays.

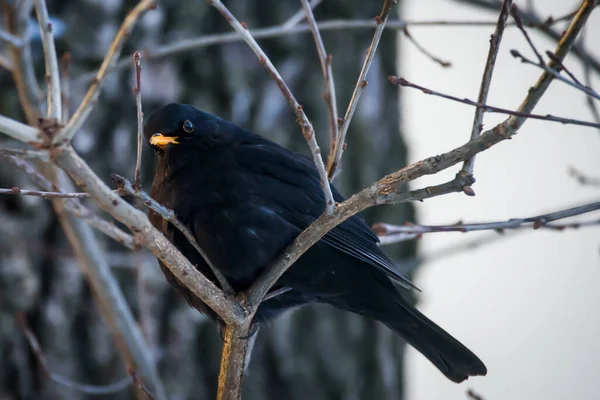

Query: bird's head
[[144, 103, 229, 155]]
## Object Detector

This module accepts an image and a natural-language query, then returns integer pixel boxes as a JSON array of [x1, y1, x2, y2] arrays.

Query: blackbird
[[145, 103, 487, 383]]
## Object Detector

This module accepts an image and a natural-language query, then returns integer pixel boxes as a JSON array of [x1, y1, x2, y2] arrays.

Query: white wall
[[399, 1, 600, 399]]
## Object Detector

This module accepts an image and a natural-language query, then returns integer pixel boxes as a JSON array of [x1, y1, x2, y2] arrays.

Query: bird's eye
[[182, 120, 194, 134]]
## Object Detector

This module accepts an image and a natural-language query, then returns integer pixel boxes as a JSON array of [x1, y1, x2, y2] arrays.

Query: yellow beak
[[150, 133, 179, 149]]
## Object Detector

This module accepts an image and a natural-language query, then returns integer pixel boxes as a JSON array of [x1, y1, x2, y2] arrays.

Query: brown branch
[[17, 313, 132, 395], [402, 27, 452, 68], [208, 0, 335, 215], [461, 0, 511, 181], [217, 321, 253, 400], [112, 174, 235, 294], [327, 4, 395, 179], [60, 52, 72, 123], [133, 51, 143, 190], [128, 368, 156, 400], [390, 76, 600, 129], [34, 0, 62, 120], [57, 0, 156, 144], [300, 0, 339, 153], [510, 4, 544, 64]]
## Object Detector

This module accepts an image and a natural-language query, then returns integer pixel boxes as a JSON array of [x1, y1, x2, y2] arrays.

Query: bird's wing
[[236, 138, 416, 289]]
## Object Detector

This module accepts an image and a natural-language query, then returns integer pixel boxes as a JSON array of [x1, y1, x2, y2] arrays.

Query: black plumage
[[145, 103, 487, 383]]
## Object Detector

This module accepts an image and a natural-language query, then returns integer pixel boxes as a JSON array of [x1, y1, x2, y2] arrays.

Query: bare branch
[[247, 0, 595, 308], [0, 187, 90, 198], [60, 52, 72, 123], [208, 0, 335, 215], [328, 5, 394, 179], [75, 13, 584, 84], [390, 76, 600, 129], [17, 313, 132, 395], [3, 4, 43, 124], [300, 0, 339, 152], [128, 368, 156, 400], [34, 0, 62, 120], [0, 113, 40, 143], [57, 0, 156, 144], [373, 200, 600, 244], [0, 28, 24, 47], [133, 51, 144, 189], [510, 4, 544, 64], [111, 174, 235, 295], [217, 321, 252, 400], [461, 0, 511, 180], [511, 50, 600, 100], [283, 0, 322, 28], [0, 147, 49, 160], [569, 166, 600, 187], [402, 27, 452, 68]]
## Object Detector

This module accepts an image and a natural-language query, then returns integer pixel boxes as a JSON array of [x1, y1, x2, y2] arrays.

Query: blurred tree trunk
[[0, 1, 416, 399]]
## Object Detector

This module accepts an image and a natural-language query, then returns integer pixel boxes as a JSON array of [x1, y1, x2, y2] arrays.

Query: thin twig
[[580, 28, 600, 127], [300, 0, 339, 153], [133, 51, 143, 190], [510, 4, 544, 64], [511, 49, 600, 100], [545, 51, 584, 86], [390, 76, 600, 129], [246, 0, 596, 309], [402, 27, 452, 68], [0, 187, 91, 198], [128, 368, 156, 400], [208, 0, 335, 215], [569, 166, 600, 187], [3, 3, 43, 124], [3, 155, 136, 249], [0, 28, 24, 47], [461, 0, 511, 181], [327, 4, 394, 179], [74, 13, 584, 84], [57, 0, 156, 144], [17, 313, 132, 395], [373, 200, 600, 243], [283, 0, 322, 28], [60, 52, 72, 123], [111, 174, 235, 295], [34, 0, 62, 120]]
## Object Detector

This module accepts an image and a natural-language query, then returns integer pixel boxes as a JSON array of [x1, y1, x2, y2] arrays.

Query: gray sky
[[398, 1, 600, 399]]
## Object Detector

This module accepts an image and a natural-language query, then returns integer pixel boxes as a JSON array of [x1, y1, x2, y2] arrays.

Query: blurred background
[[0, 0, 598, 399]]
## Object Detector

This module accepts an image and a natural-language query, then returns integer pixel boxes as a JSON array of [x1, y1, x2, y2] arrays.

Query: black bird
[[145, 103, 487, 383]]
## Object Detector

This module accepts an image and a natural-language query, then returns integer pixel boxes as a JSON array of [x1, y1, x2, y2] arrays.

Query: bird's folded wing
[[237, 140, 416, 289]]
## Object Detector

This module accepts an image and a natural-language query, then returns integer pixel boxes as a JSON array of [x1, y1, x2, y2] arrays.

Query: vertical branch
[[217, 322, 252, 400], [133, 51, 143, 189], [34, 0, 62, 120], [300, 0, 339, 156], [57, 0, 156, 144], [3, 2, 43, 124], [208, 0, 335, 215], [460, 0, 512, 182], [60, 53, 71, 123], [327, 3, 395, 180]]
